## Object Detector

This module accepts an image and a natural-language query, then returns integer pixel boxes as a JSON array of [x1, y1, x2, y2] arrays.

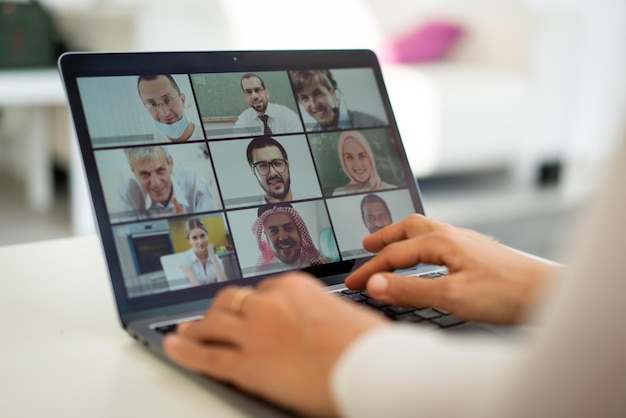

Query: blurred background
[[1, 0, 625, 263]]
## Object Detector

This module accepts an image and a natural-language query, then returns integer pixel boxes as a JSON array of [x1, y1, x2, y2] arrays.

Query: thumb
[[366, 273, 447, 309]]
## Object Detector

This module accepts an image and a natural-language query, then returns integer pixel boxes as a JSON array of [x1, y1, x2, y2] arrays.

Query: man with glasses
[[246, 136, 301, 204], [234, 73, 302, 136], [138, 74, 204, 142]]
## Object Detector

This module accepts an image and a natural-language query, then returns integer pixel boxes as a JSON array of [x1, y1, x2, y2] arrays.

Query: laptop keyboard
[[337, 272, 465, 329], [155, 271, 464, 335]]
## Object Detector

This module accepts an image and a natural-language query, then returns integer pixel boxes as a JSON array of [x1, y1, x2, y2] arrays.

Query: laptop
[[58, 49, 492, 416]]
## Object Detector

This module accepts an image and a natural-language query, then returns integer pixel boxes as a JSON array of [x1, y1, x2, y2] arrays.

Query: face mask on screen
[[154, 117, 189, 139]]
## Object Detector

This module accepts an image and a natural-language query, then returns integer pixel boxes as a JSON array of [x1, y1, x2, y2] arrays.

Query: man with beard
[[252, 203, 331, 272], [234, 73, 302, 135], [360, 194, 393, 234], [246, 136, 302, 204]]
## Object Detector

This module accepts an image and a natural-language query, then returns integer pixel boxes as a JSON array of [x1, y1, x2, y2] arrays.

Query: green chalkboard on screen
[[191, 71, 300, 119]]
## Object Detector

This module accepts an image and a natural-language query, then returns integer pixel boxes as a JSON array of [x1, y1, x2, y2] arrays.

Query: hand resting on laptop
[[166, 274, 386, 417], [345, 214, 563, 324], [164, 214, 560, 417]]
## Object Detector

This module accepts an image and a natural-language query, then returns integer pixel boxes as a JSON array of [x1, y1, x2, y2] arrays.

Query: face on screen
[[138, 75, 186, 125], [343, 141, 372, 184], [242, 76, 269, 114], [296, 81, 339, 129], [130, 148, 174, 204], [250, 145, 291, 200], [362, 200, 392, 233], [263, 212, 302, 265], [187, 227, 209, 256]]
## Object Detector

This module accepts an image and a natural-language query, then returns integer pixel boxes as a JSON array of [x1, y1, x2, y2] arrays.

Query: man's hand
[[346, 214, 562, 324], [172, 196, 183, 214], [164, 273, 387, 418]]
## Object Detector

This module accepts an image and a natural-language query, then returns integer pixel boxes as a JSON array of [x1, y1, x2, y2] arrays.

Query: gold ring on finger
[[230, 286, 254, 315]]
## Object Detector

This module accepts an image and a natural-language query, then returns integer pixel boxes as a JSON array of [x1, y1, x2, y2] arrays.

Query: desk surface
[[0, 235, 252, 418]]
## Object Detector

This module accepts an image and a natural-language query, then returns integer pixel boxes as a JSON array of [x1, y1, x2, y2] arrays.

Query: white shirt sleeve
[[331, 137, 626, 418], [331, 325, 521, 418]]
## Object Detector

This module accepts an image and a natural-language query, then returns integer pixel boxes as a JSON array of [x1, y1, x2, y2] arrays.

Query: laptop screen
[[59, 50, 425, 315]]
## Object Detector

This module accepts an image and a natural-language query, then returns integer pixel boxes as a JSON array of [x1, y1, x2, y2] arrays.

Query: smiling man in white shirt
[[118, 146, 217, 220]]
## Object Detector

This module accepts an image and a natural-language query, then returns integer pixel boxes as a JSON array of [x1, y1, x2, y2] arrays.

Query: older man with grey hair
[[118, 146, 217, 219]]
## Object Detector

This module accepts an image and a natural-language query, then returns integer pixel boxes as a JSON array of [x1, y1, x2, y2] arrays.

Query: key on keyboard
[[338, 272, 465, 329]]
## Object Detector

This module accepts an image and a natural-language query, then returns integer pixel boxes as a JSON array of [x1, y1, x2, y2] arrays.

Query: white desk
[[0, 235, 254, 418], [0, 69, 93, 235]]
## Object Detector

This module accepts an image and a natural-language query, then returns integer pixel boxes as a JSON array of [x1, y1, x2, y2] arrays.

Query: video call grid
[[78, 68, 415, 298]]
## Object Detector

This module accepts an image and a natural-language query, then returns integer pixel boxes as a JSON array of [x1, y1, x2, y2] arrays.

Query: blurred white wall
[[0, 0, 621, 244], [35, 0, 626, 199], [527, 0, 626, 202], [217, 0, 383, 50]]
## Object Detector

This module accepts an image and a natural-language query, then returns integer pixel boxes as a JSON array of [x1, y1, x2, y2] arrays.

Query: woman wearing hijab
[[332, 130, 395, 196]]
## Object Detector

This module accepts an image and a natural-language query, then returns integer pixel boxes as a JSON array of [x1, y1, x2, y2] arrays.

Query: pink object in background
[[380, 21, 464, 63]]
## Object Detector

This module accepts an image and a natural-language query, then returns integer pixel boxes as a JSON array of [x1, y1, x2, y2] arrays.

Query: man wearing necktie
[[234, 73, 303, 136], [259, 114, 272, 135]]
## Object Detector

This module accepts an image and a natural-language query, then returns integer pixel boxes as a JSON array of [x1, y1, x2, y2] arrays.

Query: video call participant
[[179, 217, 229, 286], [361, 194, 393, 234], [246, 136, 302, 204], [251, 203, 331, 272], [234, 73, 302, 135], [289, 69, 386, 131], [333, 130, 396, 196], [138, 75, 204, 143], [118, 146, 217, 219]]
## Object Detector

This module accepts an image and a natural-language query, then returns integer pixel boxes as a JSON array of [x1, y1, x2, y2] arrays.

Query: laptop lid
[[58, 49, 426, 326]]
